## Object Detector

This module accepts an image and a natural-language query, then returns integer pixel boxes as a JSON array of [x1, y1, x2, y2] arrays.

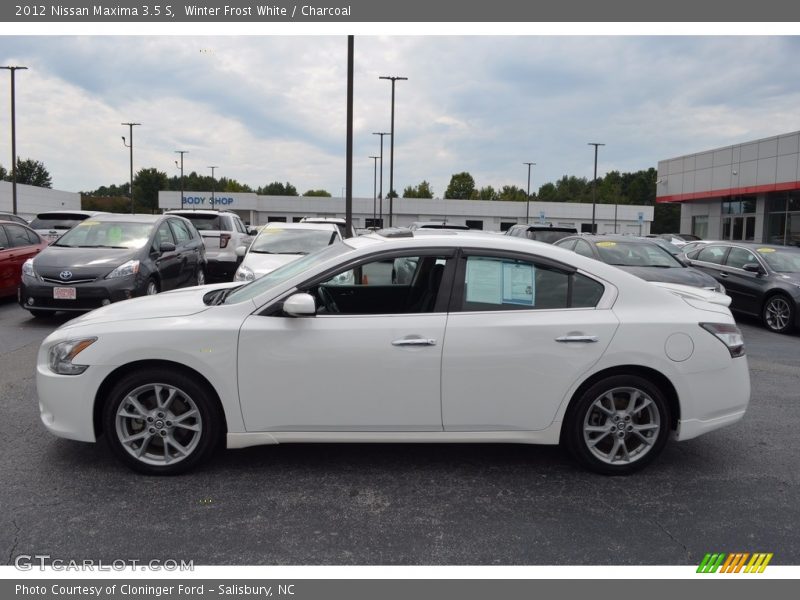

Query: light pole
[[523, 162, 536, 222], [372, 132, 390, 226], [379, 75, 407, 227], [174, 150, 188, 210], [588, 142, 605, 234], [121, 122, 141, 213], [208, 165, 218, 209], [1, 65, 28, 215], [369, 155, 379, 227]]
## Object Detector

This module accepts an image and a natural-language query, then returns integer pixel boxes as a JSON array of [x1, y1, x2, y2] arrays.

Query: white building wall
[[0, 181, 81, 220]]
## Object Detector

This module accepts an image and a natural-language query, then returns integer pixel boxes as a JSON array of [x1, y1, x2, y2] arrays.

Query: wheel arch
[[559, 365, 680, 444], [93, 359, 228, 440]]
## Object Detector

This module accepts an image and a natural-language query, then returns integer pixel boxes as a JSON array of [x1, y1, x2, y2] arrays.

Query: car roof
[[33, 210, 108, 217], [263, 222, 338, 231], [509, 223, 578, 232], [703, 241, 800, 252]]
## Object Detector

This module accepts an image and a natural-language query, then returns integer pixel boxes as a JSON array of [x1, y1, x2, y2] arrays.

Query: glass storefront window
[[691, 215, 708, 239]]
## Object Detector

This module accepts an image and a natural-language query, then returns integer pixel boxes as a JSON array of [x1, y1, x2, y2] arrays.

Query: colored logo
[[697, 552, 773, 573]]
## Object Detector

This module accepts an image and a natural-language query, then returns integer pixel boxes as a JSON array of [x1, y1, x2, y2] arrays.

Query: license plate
[[53, 287, 76, 300]]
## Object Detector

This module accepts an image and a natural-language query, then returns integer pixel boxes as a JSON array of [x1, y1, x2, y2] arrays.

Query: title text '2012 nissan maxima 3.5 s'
[[36, 230, 749, 475]]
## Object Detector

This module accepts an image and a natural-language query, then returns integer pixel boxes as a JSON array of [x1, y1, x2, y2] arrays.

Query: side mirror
[[235, 245, 247, 258], [283, 293, 317, 317], [159, 242, 176, 253], [743, 262, 765, 274]]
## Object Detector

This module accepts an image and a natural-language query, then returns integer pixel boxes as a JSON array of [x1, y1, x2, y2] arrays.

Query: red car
[[0, 220, 48, 298]]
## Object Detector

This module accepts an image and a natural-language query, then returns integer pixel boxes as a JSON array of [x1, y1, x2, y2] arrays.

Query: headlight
[[48, 338, 97, 375], [22, 258, 37, 278], [106, 260, 140, 279], [234, 265, 255, 282]]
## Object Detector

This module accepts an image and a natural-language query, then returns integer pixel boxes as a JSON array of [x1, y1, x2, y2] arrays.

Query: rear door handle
[[719, 272, 729, 278], [555, 335, 599, 343], [392, 337, 437, 347]]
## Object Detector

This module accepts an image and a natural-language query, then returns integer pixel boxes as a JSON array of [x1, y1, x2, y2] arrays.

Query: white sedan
[[36, 230, 750, 475]]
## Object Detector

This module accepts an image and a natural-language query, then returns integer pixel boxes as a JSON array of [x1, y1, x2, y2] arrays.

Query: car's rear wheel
[[145, 278, 159, 296], [102, 369, 222, 475], [762, 293, 794, 334], [564, 375, 670, 475]]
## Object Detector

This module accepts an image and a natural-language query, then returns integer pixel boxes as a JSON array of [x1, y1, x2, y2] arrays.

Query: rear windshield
[[29, 214, 91, 230], [175, 214, 222, 231]]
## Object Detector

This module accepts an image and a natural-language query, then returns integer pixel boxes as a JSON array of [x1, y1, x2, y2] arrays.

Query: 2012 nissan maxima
[[36, 230, 749, 475]]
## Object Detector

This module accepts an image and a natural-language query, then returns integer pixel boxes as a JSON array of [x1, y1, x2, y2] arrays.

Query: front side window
[[306, 254, 452, 315], [725, 247, 758, 270], [458, 256, 604, 311], [4, 224, 36, 248], [169, 219, 192, 244]]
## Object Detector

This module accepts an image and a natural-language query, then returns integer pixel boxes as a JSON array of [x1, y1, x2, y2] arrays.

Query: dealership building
[[158, 191, 653, 234], [657, 130, 800, 246]]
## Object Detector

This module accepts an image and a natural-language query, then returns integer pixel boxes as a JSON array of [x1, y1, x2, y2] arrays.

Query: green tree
[[476, 185, 497, 200], [133, 168, 169, 212], [444, 172, 476, 199], [403, 180, 434, 198], [257, 181, 298, 196], [6, 158, 52, 188], [304, 189, 332, 197], [0, 165, 6, 180], [498, 185, 527, 202]]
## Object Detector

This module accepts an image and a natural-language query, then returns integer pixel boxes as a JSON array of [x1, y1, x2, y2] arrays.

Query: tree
[[444, 172, 476, 199], [0, 165, 6, 180], [403, 181, 434, 198], [133, 168, 169, 212], [257, 181, 298, 196], [476, 185, 497, 200], [304, 189, 331, 197], [5, 158, 52, 188], [497, 185, 527, 202]]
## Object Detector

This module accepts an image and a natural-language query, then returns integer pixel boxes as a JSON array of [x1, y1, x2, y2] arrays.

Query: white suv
[[166, 209, 256, 280]]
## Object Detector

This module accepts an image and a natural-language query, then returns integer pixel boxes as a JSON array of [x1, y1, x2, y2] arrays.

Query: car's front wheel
[[564, 375, 670, 475], [762, 293, 795, 334], [102, 369, 222, 475], [196, 267, 206, 286]]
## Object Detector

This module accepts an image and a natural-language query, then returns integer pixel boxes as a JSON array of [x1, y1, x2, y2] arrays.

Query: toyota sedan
[[36, 230, 749, 475]]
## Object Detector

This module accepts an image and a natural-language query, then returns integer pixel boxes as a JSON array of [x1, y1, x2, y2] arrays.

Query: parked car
[[0, 220, 48, 298], [300, 216, 355, 239], [684, 242, 800, 333], [233, 222, 342, 282], [20, 214, 206, 317], [648, 233, 702, 247], [554, 235, 724, 292], [408, 221, 470, 231], [36, 229, 748, 475], [0, 211, 31, 226], [506, 223, 578, 244], [29, 210, 109, 244], [165, 209, 256, 280]]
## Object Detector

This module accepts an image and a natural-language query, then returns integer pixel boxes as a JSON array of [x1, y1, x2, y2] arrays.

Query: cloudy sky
[[1, 35, 800, 197]]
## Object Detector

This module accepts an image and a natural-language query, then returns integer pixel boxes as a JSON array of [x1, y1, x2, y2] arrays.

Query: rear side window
[[0, 227, 9, 248], [694, 245, 728, 265], [458, 256, 604, 311], [4, 224, 37, 247]]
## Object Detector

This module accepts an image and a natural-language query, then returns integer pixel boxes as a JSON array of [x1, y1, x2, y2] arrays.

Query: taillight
[[700, 323, 746, 358], [219, 233, 230, 249]]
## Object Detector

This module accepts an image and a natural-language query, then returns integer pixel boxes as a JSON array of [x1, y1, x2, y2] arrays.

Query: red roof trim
[[657, 181, 800, 203]]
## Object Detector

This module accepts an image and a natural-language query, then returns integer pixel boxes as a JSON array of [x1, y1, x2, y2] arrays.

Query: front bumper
[[19, 274, 146, 313]]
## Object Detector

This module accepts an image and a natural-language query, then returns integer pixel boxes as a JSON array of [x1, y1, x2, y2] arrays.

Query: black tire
[[28, 309, 51, 318], [762, 293, 795, 334], [563, 374, 670, 475], [145, 278, 160, 296], [101, 368, 223, 475]]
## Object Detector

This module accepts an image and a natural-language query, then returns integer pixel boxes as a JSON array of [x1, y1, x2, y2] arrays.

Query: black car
[[506, 223, 578, 244], [19, 214, 206, 317], [685, 242, 800, 334], [554, 235, 724, 291]]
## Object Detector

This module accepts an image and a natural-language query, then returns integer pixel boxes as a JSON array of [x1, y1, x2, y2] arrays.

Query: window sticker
[[502, 262, 535, 306], [466, 258, 535, 306]]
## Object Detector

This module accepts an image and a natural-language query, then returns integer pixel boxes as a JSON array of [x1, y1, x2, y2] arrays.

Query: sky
[[1, 35, 800, 197]]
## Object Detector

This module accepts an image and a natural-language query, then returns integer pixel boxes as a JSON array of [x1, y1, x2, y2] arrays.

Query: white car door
[[441, 253, 619, 431], [237, 252, 454, 432]]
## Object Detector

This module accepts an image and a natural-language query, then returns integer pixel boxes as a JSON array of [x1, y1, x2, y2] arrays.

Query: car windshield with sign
[[53, 220, 153, 250], [595, 240, 682, 268]]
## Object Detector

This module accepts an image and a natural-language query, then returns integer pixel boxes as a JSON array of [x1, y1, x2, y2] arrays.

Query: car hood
[[56, 284, 232, 329], [34, 246, 138, 270], [619, 265, 719, 289], [242, 252, 303, 277], [778, 273, 800, 286]]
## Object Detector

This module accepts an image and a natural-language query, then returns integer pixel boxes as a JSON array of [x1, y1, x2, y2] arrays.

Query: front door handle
[[392, 337, 437, 347], [555, 335, 599, 343]]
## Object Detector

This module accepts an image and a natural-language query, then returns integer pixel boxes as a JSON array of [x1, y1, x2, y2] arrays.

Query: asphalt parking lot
[[0, 297, 798, 566]]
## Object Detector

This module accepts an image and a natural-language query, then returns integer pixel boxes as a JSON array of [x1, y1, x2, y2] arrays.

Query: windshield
[[756, 247, 800, 273], [596, 241, 683, 268], [250, 228, 337, 255], [224, 243, 350, 304], [30, 214, 89, 230], [54, 220, 153, 249]]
